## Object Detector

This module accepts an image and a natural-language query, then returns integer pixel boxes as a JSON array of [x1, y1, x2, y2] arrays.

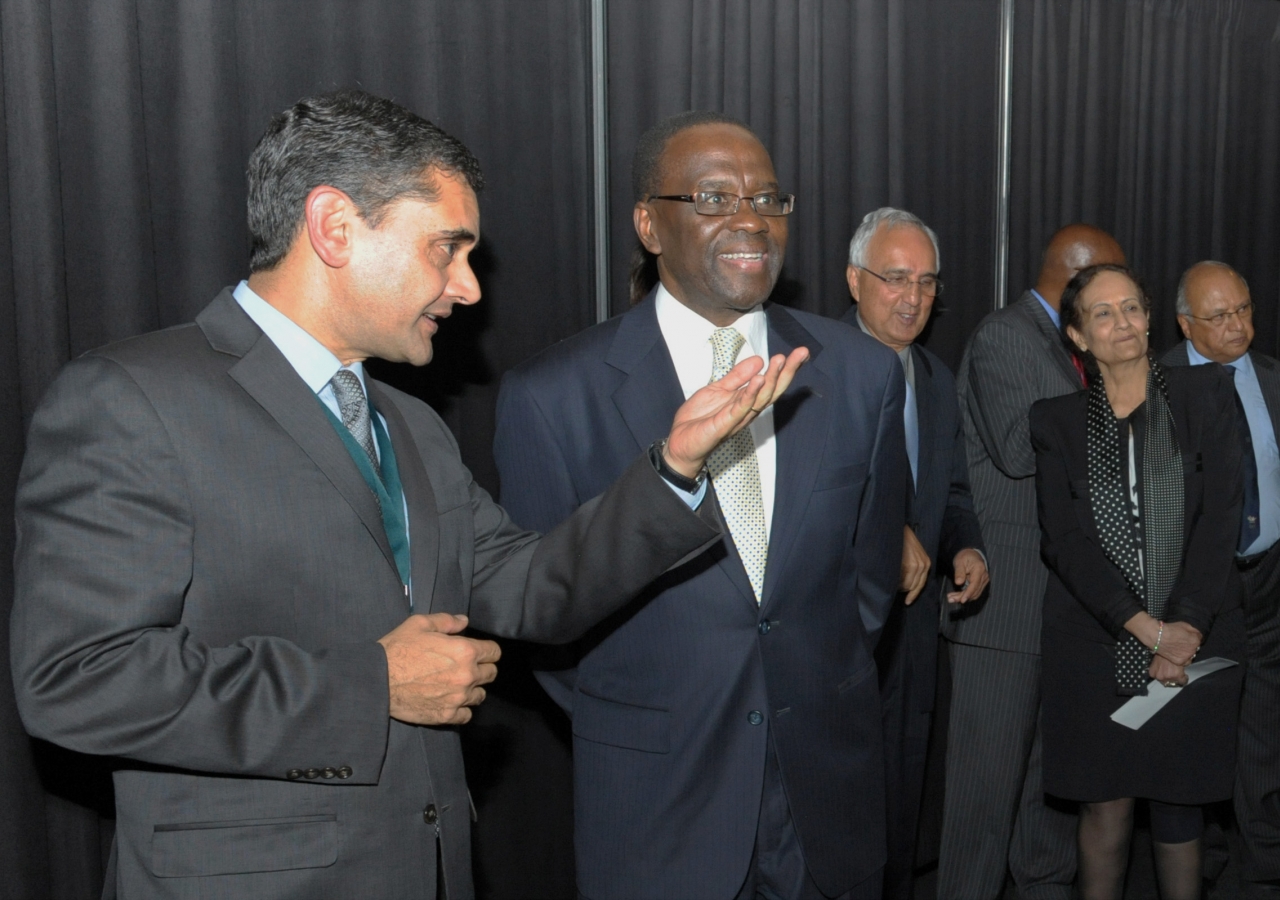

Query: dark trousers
[[733, 734, 882, 900], [1236, 541, 1280, 893], [938, 641, 1076, 900], [876, 593, 937, 900]]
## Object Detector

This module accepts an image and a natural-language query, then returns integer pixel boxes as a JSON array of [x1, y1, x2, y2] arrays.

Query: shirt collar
[[853, 308, 913, 367], [232, 280, 367, 396], [1185, 339, 1250, 374], [1030, 289, 1061, 329], [654, 281, 769, 366]]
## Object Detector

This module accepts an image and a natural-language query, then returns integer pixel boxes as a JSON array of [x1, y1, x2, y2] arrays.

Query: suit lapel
[[606, 299, 687, 453], [199, 291, 400, 581], [608, 295, 759, 607], [367, 382, 442, 613], [760, 305, 828, 612], [1019, 293, 1081, 388]]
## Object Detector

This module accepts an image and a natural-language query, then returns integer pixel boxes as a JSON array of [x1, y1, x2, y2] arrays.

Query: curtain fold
[[1009, 0, 1280, 354]]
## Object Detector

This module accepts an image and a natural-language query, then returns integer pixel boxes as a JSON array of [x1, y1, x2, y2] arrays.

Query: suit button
[[322, 767, 336, 779], [305, 768, 320, 779], [748, 710, 764, 726], [758, 619, 771, 634], [337, 766, 353, 779], [423, 804, 438, 825], [286, 769, 302, 780]]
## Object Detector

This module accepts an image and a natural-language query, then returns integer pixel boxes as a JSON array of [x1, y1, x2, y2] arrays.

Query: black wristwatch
[[648, 439, 707, 493]]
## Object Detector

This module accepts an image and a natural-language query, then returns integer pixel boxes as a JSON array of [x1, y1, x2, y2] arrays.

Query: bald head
[[1177, 261, 1253, 363], [1035, 224, 1126, 311]]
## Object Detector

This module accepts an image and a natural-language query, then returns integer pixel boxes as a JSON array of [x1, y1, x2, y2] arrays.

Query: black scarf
[[1086, 361, 1185, 695]]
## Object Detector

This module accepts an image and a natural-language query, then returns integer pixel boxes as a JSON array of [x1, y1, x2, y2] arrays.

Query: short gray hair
[[847, 207, 941, 271], [1176, 260, 1248, 316]]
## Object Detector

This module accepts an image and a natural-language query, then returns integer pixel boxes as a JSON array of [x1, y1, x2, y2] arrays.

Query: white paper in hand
[[1109, 657, 1238, 731]]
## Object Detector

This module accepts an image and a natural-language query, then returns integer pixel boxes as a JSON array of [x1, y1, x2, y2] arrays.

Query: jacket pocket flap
[[150, 814, 337, 877], [572, 690, 670, 754]]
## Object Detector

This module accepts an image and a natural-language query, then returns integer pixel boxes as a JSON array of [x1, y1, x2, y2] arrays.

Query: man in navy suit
[[493, 112, 906, 900], [840, 208, 988, 900]]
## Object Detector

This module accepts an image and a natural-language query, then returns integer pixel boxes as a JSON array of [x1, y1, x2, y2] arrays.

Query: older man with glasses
[[1164, 261, 1280, 899], [841, 208, 988, 900]]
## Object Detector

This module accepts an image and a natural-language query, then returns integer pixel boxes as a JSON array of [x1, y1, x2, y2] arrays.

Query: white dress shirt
[[655, 283, 776, 539]]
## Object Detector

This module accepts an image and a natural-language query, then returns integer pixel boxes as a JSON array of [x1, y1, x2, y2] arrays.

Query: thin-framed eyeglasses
[[647, 191, 796, 217], [1184, 302, 1253, 327], [859, 267, 944, 298]]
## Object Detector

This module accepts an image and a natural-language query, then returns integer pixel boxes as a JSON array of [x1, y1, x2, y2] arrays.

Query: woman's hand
[[1154, 621, 1202, 666], [1149, 655, 1187, 688], [1123, 612, 1202, 667]]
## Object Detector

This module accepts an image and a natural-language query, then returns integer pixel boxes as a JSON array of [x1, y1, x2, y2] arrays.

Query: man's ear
[[634, 203, 662, 256], [1176, 314, 1192, 341], [846, 264, 861, 302], [304, 186, 359, 269]]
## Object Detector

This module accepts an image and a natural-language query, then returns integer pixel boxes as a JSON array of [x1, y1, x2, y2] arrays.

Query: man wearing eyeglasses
[[840, 208, 987, 900], [1164, 261, 1280, 898], [494, 111, 906, 900]]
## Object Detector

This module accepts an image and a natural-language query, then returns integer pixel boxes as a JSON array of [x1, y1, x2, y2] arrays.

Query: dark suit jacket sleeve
[[938, 411, 985, 565], [464, 387, 721, 645], [967, 318, 1050, 479], [11, 356, 392, 782], [1165, 371, 1243, 636], [859, 359, 909, 646], [492, 371, 582, 533], [1030, 399, 1145, 636]]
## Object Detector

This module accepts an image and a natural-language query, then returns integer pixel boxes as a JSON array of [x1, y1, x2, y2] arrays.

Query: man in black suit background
[[840, 207, 988, 900], [9, 91, 803, 900], [940, 224, 1126, 899], [1163, 261, 1280, 899]]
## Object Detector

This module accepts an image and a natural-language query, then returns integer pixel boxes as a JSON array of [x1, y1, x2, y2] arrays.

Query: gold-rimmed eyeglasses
[[1183, 302, 1252, 327]]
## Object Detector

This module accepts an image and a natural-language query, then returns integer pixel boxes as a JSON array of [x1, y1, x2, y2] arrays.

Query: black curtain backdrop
[[1008, 0, 1280, 355], [3, 2, 1280, 899], [606, 0, 1002, 370]]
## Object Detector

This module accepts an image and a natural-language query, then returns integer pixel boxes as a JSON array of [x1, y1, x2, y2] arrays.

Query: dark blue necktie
[[1233, 372, 1261, 554]]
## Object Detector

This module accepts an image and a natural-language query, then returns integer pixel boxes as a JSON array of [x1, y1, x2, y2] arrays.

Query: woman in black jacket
[[1030, 264, 1245, 900]]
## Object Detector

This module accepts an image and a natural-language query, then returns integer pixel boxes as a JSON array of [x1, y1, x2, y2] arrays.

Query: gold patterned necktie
[[705, 328, 768, 603]]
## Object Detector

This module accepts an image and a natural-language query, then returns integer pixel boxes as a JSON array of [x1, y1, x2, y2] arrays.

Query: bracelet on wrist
[[1151, 620, 1164, 654]]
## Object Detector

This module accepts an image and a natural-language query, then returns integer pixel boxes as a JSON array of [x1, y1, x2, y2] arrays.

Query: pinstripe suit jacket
[[945, 292, 1082, 653]]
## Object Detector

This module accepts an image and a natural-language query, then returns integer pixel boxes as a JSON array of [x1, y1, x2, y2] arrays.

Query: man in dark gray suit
[[840, 207, 988, 900], [9, 91, 805, 900], [1164, 261, 1280, 899], [939, 224, 1125, 899]]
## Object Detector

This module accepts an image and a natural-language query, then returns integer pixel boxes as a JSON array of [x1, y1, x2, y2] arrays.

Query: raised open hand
[[663, 347, 809, 478]]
